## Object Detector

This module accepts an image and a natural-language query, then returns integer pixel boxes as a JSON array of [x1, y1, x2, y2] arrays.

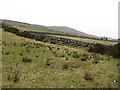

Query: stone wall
[[3, 25, 119, 58]]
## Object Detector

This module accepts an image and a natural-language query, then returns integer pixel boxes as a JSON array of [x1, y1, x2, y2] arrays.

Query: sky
[[0, 0, 119, 39]]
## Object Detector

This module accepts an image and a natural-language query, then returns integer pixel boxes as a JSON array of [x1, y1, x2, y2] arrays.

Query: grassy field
[[2, 30, 118, 88], [48, 35, 117, 45], [15, 27, 64, 34]]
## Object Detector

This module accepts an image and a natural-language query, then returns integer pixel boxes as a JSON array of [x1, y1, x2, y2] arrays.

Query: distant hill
[[1, 19, 116, 41], [45, 26, 99, 38]]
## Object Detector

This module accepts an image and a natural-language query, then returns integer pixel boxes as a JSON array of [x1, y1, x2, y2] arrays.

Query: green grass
[[48, 35, 117, 45], [2, 31, 118, 88], [15, 26, 64, 34]]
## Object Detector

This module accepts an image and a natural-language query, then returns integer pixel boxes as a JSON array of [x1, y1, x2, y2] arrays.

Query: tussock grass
[[2, 31, 118, 88], [84, 72, 94, 81]]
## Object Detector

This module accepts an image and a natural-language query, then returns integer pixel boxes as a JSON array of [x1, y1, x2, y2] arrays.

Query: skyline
[[0, 0, 119, 39]]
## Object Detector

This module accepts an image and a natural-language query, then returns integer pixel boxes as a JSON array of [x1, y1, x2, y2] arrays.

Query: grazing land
[[2, 27, 118, 88], [48, 35, 117, 45], [15, 27, 64, 34]]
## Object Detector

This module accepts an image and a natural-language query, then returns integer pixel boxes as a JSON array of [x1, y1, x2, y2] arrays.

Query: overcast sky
[[0, 0, 119, 39]]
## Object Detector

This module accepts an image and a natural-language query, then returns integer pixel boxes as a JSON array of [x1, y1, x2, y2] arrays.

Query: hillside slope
[[1, 19, 115, 40], [45, 26, 99, 38], [2, 30, 118, 88]]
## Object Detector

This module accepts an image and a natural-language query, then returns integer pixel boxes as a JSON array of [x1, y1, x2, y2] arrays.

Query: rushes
[[22, 57, 32, 63], [62, 64, 69, 70], [6, 64, 21, 83], [84, 72, 94, 81]]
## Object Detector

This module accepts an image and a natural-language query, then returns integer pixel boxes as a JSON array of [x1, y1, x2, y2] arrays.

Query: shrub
[[20, 53, 23, 56], [22, 58, 32, 63], [5, 52, 9, 55], [36, 55, 39, 57], [62, 64, 69, 69], [6, 65, 20, 83], [84, 72, 93, 81], [57, 48, 60, 50], [13, 70, 20, 82]]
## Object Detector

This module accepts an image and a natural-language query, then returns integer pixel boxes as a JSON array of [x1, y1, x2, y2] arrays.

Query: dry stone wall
[[3, 25, 119, 58]]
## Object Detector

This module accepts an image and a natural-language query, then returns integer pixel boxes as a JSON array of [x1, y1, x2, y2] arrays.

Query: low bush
[[36, 55, 39, 57], [22, 57, 32, 63], [5, 52, 9, 55], [62, 64, 69, 69], [84, 72, 93, 81], [57, 48, 60, 50], [20, 53, 23, 56], [6, 65, 20, 83]]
